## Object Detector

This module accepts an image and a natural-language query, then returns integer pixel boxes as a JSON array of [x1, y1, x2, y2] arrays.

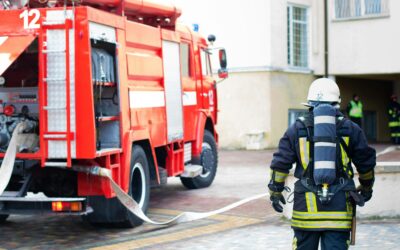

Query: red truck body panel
[[0, 5, 218, 199]]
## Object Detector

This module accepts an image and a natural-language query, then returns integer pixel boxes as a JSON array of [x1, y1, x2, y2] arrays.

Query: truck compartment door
[[162, 40, 184, 142]]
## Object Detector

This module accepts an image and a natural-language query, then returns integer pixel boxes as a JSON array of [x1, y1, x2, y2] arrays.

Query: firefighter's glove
[[358, 170, 374, 202], [356, 185, 373, 202], [269, 191, 286, 213]]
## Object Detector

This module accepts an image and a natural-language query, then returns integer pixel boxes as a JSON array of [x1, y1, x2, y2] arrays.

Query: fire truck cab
[[0, 0, 228, 227]]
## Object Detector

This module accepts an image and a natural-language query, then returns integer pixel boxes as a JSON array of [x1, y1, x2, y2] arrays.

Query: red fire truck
[[0, 0, 228, 227]]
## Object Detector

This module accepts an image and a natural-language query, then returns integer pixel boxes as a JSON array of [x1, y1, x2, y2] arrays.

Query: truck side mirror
[[218, 49, 228, 79]]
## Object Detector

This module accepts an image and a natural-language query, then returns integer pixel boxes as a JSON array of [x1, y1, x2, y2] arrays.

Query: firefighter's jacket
[[269, 111, 376, 231], [388, 101, 400, 128]]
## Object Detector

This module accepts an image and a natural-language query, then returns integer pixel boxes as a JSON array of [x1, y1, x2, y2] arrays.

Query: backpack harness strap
[[296, 115, 356, 203]]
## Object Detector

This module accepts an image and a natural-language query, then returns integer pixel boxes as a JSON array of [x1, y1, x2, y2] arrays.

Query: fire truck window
[[180, 43, 191, 78], [200, 49, 212, 76], [1, 39, 38, 88]]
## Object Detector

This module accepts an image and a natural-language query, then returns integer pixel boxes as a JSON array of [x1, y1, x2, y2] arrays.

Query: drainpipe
[[324, 0, 329, 77]]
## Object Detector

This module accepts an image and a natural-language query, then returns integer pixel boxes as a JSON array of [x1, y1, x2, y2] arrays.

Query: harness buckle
[[317, 184, 335, 205]]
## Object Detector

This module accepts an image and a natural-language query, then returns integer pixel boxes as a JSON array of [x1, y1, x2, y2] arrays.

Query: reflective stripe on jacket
[[295, 133, 353, 231], [269, 111, 376, 231], [388, 101, 400, 127], [291, 190, 353, 230]]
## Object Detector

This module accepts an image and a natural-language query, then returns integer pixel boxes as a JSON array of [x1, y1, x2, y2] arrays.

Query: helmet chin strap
[[306, 101, 340, 109]]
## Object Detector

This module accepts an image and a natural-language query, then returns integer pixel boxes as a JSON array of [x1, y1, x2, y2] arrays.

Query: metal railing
[[335, 0, 389, 19]]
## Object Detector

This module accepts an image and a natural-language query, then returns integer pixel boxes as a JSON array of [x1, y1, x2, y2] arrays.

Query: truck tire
[[0, 215, 9, 223], [83, 145, 150, 228], [122, 145, 151, 227], [181, 130, 218, 189]]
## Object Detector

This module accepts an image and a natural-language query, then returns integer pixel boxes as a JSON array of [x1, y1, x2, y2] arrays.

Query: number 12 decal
[[19, 9, 41, 29]]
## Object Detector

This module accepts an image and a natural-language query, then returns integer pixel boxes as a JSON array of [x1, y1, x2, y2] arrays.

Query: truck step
[[181, 164, 203, 178], [0, 196, 85, 202], [0, 191, 19, 197], [43, 134, 67, 139], [42, 49, 66, 54], [44, 77, 66, 83], [43, 106, 66, 110], [44, 162, 68, 167]]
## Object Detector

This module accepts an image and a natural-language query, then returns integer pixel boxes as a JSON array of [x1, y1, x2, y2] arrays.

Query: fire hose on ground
[[0, 122, 268, 226], [82, 165, 267, 226], [0, 123, 398, 226]]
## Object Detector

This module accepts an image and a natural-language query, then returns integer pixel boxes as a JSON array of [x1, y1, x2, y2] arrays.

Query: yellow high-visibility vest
[[349, 100, 363, 118]]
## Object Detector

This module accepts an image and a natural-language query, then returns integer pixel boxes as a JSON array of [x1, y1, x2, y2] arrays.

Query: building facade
[[172, 0, 397, 149]]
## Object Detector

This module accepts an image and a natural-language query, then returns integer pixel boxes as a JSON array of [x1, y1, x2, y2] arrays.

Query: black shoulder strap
[[336, 116, 354, 179], [297, 116, 313, 141], [297, 116, 314, 179], [336, 116, 347, 131], [297, 116, 313, 128], [336, 116, 351, 156]]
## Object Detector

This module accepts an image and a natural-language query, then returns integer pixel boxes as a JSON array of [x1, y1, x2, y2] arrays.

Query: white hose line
[[376, 161, 400, 167], [93, 165, 268, 226], [0, 122, 26, 195], [112, 175, 267, 225], [76, 144, 400, 225], [3, 126, 398, 225], [0, 125, 268, 226], [84, 144, 399, 226], [376, 146, 400, 157]]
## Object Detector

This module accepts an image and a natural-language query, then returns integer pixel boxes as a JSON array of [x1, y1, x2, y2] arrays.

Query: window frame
[[334, 0, 390, 20], [288, 109, 308, 127], [179, 42, 192, 79], [287, 4, 310, 69], [200, 48, 212, 77]]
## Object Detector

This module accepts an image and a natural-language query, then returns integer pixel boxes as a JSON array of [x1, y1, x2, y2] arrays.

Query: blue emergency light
[[193, 23, 199, 32]]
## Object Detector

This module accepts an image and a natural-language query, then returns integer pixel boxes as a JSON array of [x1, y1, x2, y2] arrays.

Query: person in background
[[347, 94, 363, 128], [388, 95, 400, 144]]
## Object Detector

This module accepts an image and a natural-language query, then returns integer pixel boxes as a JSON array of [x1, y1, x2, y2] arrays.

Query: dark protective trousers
[[389, 125, 400, 144], [293, 230, 350, 250]]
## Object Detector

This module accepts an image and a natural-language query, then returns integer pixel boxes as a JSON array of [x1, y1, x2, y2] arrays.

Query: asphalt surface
[[0, 149, 399, 249]]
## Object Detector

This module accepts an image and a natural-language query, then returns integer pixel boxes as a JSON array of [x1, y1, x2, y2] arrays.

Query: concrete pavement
[[0, 148, 399, 249]]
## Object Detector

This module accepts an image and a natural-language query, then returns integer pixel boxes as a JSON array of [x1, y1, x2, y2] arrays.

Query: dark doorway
[[363, 110, 377, 141]]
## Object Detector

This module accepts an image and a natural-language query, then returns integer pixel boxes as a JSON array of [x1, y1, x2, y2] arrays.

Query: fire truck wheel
[[123, 145, 151, 227], [181, 130, 218, 189], [83, 145, 150, 228], [0, 215, 9, 223]]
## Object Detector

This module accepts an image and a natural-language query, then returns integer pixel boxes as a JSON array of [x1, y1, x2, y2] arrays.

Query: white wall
[[172, 0, 325, 73], [172, 0, 271, 70], [216, 72, 271, 149], [269, 0, 323, 71], [172, 0, 400, 78], [170, 0, 319, 148], [327, 0, 400, 75]]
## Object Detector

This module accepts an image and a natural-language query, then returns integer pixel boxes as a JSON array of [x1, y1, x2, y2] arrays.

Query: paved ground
[[0, 148, 399, 249]]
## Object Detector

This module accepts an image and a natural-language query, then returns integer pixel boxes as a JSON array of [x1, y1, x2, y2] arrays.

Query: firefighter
[[388, 95, 400, 144], [346, 94, 363, 128], [268, 78, 376, 250]]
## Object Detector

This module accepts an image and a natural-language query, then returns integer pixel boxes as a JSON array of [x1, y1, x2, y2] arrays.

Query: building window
[[180, 43, 191, 77], [335, 0, 389, 19], [287, 5, 309, 69], [200, 49, 212, 76], [288, 109, 308, 126]]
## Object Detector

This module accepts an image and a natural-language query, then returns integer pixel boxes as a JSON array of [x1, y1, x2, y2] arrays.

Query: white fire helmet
[[303, 78, 341, 107]]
